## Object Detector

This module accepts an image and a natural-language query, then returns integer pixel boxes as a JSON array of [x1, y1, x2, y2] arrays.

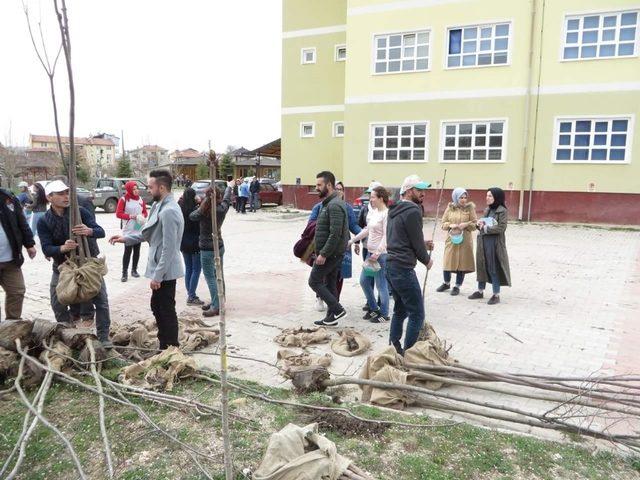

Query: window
[[333, 122, 344, 137], [370, 122, 428, 162], [335, 44, 347, 61], [300, 122, 315, 138], [374, 30, 430, 74], [301, 47, 316, 64], [563, 11, 639, 60], [554, 117, 632, 163], [447, 22, 510, 68], [442, 120, 506, 162]]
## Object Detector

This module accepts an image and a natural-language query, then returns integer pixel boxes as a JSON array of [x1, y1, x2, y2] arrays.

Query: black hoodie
[[386, 200, 430, 269], [0, 189, 35, 267]]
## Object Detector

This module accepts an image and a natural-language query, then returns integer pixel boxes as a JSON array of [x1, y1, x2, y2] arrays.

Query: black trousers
[[308, 254, 344, 315], [123, 243, 141, 273], [150, 280, 179, 349], [238, 197, 248, 213]]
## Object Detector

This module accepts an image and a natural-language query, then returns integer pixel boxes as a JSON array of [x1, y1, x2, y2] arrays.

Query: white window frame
[[368, 121, 429, 163], [333, 121, 345, 137], [552, 115, 634, 164], [300, 47, 317, 65], [300, 122, 315, 138], [439, 118, 508, 164], [335, 44, 347, 62], [560, 9, 640, 62], [371, 28, 431, 75], [444, 20, 512, 70]]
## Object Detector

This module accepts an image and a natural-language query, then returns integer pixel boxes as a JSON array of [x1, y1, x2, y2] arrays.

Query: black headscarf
[[488, 187, 506, 210]]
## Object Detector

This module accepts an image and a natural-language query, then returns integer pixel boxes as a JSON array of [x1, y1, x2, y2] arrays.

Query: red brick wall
[[282, 184, 640, 225]]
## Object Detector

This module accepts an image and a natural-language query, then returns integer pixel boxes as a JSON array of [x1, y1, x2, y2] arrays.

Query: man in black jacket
[[386, 175, 433, 354], [0, 189, 37, 321], [249, 176, 261, 213], [309, 171, 349, 326]]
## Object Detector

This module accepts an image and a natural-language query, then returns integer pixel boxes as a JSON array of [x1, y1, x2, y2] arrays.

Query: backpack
[[293, 220, 316, 266]]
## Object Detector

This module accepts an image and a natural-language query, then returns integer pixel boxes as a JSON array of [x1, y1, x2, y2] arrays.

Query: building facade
[[281, 0, 640, 224], [30, 134, 117, 177], [159, 148, 207, 179], [128, 145, 169, 174]]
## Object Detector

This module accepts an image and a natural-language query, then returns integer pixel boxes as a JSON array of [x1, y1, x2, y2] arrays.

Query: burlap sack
[[40, 340, 72, 372], [330, 329, 371, 357], [0, 320, 33, 351], [274, 327, 331, 348], [277, 349, 332, 371], [0, 347, 18, 379], [56, 257, 108, 306], [120, 346, 196, 391], [253, 423, 351, 480], [359, 346, 403, 404]]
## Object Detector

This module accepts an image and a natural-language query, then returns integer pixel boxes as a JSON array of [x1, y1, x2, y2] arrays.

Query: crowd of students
[[300, 171, 512, 354]]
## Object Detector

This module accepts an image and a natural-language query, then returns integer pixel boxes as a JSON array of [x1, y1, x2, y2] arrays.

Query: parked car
[[353, 187, 401, 218], [242, 178, 283, 208], [35, 181, 94, 209], [191, 179, 227, 199], [92, 178, 153, 213]]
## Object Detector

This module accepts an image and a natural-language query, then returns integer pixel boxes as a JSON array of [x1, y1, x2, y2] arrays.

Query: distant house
[[30, 134, 116, 176], [129, 145, 169, 174], [233, 139, 281, 180], [159, 148, 207, 179], [0, 144, 61, 186]]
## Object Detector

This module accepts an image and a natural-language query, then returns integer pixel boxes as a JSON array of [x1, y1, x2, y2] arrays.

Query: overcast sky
[[0, 0, 282, 153]]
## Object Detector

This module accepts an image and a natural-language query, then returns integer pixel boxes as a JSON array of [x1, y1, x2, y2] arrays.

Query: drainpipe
[[518, 0, 537, 221], [527, 0, 547, 222]]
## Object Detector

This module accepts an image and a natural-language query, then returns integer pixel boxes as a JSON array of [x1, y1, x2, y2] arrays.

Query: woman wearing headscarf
[[468, 187, 511, 305], [436, 187, 477, 296], [179, 187, 203, 305], [115, 181, 148, 282]]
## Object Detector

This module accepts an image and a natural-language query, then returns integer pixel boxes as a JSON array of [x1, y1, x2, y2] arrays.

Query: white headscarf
[[452, 187, 467, 206]]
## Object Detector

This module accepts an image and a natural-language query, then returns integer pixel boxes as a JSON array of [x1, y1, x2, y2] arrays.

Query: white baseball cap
[[18, 181, 29, 188], [366, 181, 383, 193], [400, 175, 431, 195], [45, 180, 70, 196]]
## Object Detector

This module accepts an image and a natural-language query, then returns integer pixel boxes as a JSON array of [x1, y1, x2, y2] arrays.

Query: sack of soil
[[56, 257, 108, 306]]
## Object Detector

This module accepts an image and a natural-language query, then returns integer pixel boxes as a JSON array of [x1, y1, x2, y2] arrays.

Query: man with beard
[[109, 170, 184, 349], [309, 171, 349, 326], [386, 175, 434, 354]]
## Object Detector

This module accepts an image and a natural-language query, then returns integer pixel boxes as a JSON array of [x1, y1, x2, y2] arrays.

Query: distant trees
[[116, 156, 133, 177], [196, 162, 209, 180]]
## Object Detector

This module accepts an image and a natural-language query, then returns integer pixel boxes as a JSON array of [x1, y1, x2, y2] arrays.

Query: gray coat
[[476, 205, 511, 286], [125, 193, 184, 282]]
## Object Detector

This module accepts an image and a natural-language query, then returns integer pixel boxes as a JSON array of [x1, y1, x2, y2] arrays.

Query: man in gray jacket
[[110, 170, 184, 349], [309, 171, 349, 327]]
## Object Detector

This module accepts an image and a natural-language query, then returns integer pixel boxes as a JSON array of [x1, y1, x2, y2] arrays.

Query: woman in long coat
[[468, 187, 511, 305], [436, 187, 477, 296]]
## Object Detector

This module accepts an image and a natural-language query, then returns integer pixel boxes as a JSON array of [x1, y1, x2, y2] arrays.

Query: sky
[[0, 0, 282, 154]]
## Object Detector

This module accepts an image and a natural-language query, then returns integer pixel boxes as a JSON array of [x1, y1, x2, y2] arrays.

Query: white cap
[[45, 180, 69, 196], [400, 175, 431, 195], [366, 181, 383, 193], [18, 181, 29, 188]]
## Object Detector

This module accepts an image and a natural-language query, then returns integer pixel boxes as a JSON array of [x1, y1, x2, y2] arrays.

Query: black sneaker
[[436, 283, 450, 292], [362, 304, 371, 312], [121, 274, 128, 283], [468, 291, 484, 300], [333, 308, 347, 321], [488, 295, 501, 305], [363, 310, 378, 320], [370, 312, 390, 324], [202, 303, 211, 311], [314, 315, 338, 327], [131, 270, 140, 278], [451, 286, 460, 296]]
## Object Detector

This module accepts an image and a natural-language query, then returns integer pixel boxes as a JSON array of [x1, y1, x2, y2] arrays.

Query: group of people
[[303, 171, 511, 354], [174, 173, 192, 188], [229, 176, 261, 214]]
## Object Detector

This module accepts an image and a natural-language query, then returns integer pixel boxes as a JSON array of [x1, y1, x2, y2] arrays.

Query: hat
[[18, 181, 29, 188], [365, 181, 383, 193], [45, 180, 69, 196], [400, 175, 431, 195]]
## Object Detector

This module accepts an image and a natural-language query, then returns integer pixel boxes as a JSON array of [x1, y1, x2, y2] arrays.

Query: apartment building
[[281, 0, 640, 223], [30, 134, 117, 173]]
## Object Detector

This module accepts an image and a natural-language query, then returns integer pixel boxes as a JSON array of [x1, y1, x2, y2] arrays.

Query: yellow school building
[[280, 0, 640, 224]]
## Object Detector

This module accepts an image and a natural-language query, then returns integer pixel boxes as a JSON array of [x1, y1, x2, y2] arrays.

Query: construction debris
[[331, 329, 371, 357]]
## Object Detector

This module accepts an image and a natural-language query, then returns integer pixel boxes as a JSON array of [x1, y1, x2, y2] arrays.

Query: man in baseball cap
[[385, 174, 434, 354]]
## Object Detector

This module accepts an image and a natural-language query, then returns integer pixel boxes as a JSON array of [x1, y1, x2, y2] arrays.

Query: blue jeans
[[359, 253, 389, 316], [30, 211, 45, 237], [201, 247, 224, 310], [478, 271, 501, 295], [250, 192, 260, 212], [182, 252, 202, 300], [386, 264, 424, 354], [444, 271, 466, 286]]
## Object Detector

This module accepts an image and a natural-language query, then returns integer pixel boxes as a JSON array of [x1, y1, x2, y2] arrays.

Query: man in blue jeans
[[385, 175, 434, 354]]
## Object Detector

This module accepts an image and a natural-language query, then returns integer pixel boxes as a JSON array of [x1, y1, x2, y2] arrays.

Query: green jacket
[[314, 192, 349, 258]]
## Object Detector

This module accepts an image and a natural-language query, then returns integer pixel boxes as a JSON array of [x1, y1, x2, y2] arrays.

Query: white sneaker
[[315, 298, 326, 312]]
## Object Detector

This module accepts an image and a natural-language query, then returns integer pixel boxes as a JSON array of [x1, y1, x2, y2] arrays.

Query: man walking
[[109, 170, 184, 349], [238, 178, 250, 214], [37, 180, 112, 345], [0, 188, 36, 321], [309, 171, 349, 327], [386, 175, 434, 354], [249, 176, 261, 213]]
